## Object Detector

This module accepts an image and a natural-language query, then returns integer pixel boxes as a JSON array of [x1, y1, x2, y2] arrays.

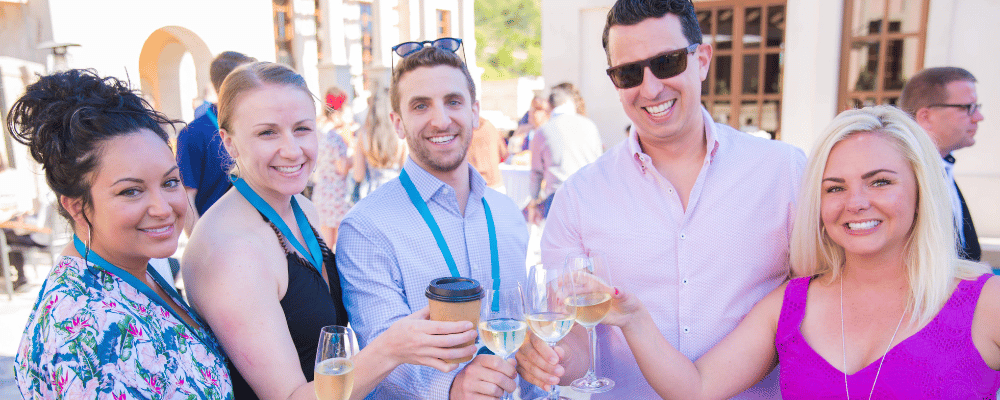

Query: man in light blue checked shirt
[[336, 44, 537, 399]]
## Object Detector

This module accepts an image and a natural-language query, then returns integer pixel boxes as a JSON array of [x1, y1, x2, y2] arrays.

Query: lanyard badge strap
[[232, 177, 324, 274], [399, 168, 500, 311]]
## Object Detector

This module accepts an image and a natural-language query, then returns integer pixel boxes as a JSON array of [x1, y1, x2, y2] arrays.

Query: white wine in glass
[[567, 252, 615, 393], [523, 263, 577, 400], [314, 325, 358, 400], [480, 284, 527, 400]]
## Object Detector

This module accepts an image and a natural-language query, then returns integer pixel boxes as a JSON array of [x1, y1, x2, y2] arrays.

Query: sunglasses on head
[[392, 37, 463, 58], [606, 43, 699, 89]]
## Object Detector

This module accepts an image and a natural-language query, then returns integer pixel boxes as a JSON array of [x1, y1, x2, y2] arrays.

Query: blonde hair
[[360, 87, 400, 169], [790, 105, 988, 325]]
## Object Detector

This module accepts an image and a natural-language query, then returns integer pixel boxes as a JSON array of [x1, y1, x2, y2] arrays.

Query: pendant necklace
[[840, 276, 905, 400]]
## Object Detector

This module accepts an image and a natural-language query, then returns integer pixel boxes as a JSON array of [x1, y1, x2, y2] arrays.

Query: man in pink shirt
[[515, 0, 806, 398]]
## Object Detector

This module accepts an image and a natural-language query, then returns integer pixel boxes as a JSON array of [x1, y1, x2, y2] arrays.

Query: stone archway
[[138, 26, 212, 123]]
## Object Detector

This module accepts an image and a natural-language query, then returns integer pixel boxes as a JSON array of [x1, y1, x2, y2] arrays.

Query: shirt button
[[680, 233, 686, 240], [682, 279, 689, 285], [668, 188, 674, 193], [683, 327, 690, 333]]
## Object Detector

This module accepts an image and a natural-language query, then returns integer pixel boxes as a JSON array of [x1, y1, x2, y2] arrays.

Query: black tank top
[[229, 216, 349, 399]]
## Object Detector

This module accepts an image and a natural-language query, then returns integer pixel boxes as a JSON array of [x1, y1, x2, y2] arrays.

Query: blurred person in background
[[553, 81, 588, 117], [509, 95, 550, 159], [527, 84, 603, 224], [176, 51, 256, 234], [468, 116, 508, 191], [10, 69, 232, 399], [900, 67, 984, 262], [351, 87, 406, 201], [314, 86, 354, 246]]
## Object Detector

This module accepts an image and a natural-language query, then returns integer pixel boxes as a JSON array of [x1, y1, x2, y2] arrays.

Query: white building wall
[[45, 0, 274, 78], [778, 0, 844, 153]]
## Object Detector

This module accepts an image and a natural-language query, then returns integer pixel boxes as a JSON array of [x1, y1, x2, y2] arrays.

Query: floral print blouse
[[14, 255, 233, 399]]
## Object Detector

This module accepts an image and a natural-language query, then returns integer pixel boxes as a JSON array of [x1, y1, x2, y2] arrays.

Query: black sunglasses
[[606, 43, 699, 89], [927, 102, 982, 117], [392, 37, 463, 58]]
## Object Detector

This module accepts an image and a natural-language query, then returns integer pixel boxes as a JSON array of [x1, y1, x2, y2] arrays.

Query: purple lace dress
[[776, 273, 1000, 399]]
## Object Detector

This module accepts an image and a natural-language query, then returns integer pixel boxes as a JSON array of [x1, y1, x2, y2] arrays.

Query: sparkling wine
[[314, 357, 354, 400], [566, 292, 612, 327], [526, 312, 576, 343], [479, 319, 528, 358]]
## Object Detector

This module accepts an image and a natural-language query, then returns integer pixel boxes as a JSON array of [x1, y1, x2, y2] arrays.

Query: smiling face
[[606, 13, 711, 146], [390, 65, 480, 176], [222, 84, 318, 203], [820, 132, 918, 262], [80, 130, 186, 269], [921, 80, 982, 156]]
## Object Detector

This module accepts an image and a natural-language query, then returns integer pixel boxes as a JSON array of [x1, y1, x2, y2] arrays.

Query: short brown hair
[[899, 67, 977, 116], [210, 51, 256, 93], [390, 47, 476, 114]]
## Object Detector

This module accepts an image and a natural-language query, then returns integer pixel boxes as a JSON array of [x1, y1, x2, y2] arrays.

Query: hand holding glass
[[314, 325, 358, 400], [523, 263, 577, 400], [566, 252, 615, 393], [479, 284, 527, 400]]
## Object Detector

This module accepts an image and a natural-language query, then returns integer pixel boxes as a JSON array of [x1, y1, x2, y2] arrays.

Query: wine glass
[[314, 325, 358, 400], [479, 283, 527, 400], [523, 263, 577, 400], [566, 252, 615, 393]]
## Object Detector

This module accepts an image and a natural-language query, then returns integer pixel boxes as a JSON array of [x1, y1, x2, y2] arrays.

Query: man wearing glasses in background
[[901, 67, 984, 261], [516, 0, 805, 398], [337, 39, 537, 399]]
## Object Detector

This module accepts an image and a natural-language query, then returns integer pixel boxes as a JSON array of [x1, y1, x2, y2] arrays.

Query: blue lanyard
[[72, 235, 205, 339], [399, 168, 501, 311], [206, 106, 219, 128], [232, 177, 324, 274]]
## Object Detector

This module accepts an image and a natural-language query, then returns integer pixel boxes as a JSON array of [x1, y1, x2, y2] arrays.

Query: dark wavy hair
[[5, 69, 177, 227], [602, 0, 702, 64]]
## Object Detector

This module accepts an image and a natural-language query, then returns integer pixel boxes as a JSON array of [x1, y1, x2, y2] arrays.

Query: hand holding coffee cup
[[426, 277, 484, 364]]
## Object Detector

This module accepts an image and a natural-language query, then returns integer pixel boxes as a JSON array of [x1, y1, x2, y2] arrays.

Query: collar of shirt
[[940, 154, 956, 179], [402, 157, 488, 215], [550, 103, 576, 117], [627, 107, 721, 175]]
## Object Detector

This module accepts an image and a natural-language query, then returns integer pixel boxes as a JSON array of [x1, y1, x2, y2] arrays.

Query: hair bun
[[4, 69, 174, 220]]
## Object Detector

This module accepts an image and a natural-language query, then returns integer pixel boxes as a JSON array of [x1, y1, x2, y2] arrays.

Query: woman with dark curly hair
[[9, 69, 232, 399]]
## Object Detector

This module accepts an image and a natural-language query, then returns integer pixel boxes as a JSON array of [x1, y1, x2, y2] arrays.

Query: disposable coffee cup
[[425, 277, 483, 363]]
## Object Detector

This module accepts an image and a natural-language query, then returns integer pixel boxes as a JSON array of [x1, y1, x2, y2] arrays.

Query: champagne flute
[[479, 283, 528, 400], [523, 263, 577, 400], [314, 325, 358, 400], [566, 252, 615, 393]]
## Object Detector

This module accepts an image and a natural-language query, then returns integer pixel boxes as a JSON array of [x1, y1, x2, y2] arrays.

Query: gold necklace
[[840, 277, 905, 400]]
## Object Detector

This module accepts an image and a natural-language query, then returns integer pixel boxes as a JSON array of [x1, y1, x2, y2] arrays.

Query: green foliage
[[475, 0, 542, 80]]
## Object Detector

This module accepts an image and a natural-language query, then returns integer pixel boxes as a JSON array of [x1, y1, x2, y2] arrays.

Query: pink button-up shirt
[[541, 108, 806, 399]]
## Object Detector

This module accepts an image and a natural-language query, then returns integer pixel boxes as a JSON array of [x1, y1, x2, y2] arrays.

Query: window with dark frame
[[696, 0, 786, 140], [437, 10, 452, 38], [837, 0, 929, 110], [273, 0, 296, 69]]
